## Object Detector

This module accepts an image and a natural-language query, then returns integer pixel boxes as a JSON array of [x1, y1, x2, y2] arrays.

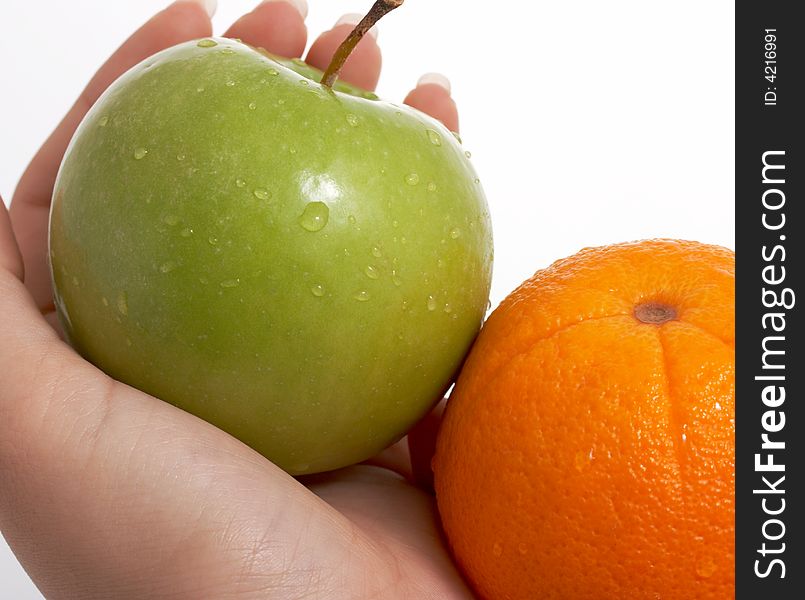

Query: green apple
[[49, 36, 493, 474]]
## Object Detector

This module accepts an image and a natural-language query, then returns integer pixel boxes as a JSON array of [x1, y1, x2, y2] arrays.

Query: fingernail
[[336, 13, 379, 40], [183, 0, 217, 18], [261, 0, 309, 19], [417, 73, 451, 94]]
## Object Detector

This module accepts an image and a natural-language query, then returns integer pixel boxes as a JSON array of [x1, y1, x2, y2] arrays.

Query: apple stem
[[320, 0, 404, 89]]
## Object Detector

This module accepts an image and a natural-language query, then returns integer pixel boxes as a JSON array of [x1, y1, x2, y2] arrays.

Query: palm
[[300, 467, 468, 596], [0, 2, 470, 598]]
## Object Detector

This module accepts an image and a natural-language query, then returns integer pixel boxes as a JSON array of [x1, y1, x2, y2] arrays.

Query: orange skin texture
[[433, 239, 735, 600]]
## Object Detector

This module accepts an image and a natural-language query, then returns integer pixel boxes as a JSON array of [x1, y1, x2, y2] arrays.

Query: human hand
[[0, 1, 468, 597]]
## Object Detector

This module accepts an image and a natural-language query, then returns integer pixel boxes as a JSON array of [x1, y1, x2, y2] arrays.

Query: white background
[[0, 0, 734, 596]]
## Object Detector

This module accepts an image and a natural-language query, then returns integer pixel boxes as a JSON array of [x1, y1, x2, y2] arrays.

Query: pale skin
[[0, 2, 467, 598]]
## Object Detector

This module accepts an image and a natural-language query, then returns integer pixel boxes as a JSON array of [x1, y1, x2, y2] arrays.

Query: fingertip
[[335, 13, 380, 40], [160, 1, 214, 37], [180, 0, 217, 19], [224, 1, 308, 58], [404, 77, 459, 133], [265, 0, 308, 19], [417, 72, 451, 94], [306, 22, 382, 91]]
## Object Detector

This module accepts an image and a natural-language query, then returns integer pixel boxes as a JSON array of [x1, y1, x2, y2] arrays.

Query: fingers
[[361, 395, 449, 492], [306, 16, 382, 91], [224, 0, 308, 58], [10, 0, 213, 311], [0, 200, 23, 280], [0, 199, 53, 347], [407, 398, 447, 492], [362, 438, 414, 481], [404, 74, 459, 133]]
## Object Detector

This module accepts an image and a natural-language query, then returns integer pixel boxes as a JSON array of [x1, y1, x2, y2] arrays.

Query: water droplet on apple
[[117, 292, 128, 316], [196, 86, 205, 93], [346, 114, 359, 127], [465, 150, 472, 159], [208, 236, 219, 245], [364, 265, 379, 280], [427, 129, 442, 146], [405, 173, 420, 186], [160, 261, 177, 273], [443, 303, 452, 314], [220, 47, 235, 55], [248, 101, 257, 110], [236, 178, 246, 188], [299, 202, 329, 232], [348, 215, 357, 225], [299, 79, 309, 86], [133, 148, 148, 160], [427, 182, 437, 192], [71, 276, 79, 287], [292, 58, 306, 67], [253, 188, 270, 201], [492, 542, 503, 558], [427, 295, 437, 312], [392, 270, 402, 287], [278, 99, 286, 105], [176, 153, 186, 161], [371, 246, 382, 258], [354, 291, 370, 302], [226, 80, 236, 87], [311, 284, 325, 297], [452, 131, 463, 144], [98, 116, 109, 127], [220, 279, 240, 288], [268, 68, 279, 76], [517, 543, 528, 555], [402, 300, 409, 311], [450, 228, 461, 239], [197, 39, 218, 48], [163, 214, 179, 226], [180, 227, 193, 237], [101, 296, 109, 307], [475, 178, 481, 184]]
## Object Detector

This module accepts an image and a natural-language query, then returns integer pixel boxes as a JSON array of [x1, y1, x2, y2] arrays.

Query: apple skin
[[49, 38, 493, 474]]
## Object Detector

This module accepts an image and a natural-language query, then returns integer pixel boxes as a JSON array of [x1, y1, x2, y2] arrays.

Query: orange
[[433, 239, 735, 600]]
